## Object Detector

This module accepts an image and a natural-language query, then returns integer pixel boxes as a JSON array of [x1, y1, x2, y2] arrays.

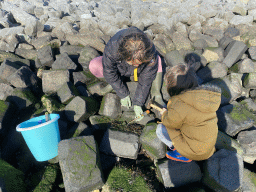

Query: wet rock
[[37, 45, 54, 67], [140, 123, 166, 160], [52, 52, 77, 71], [42, 70, 69, 94], [100, 128, 140, 159], [57, 82, 78, 104], [217, 102, 255, 137], [202, 149, 243, 192], [99, 93, 122, 119], [58, 136, 104, 192], [66, 96, 98, 121], [197, 61, 228, 83], [156, 159, 202, 188]]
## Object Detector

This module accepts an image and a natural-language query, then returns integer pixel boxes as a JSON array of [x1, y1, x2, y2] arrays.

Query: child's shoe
[[166, 149, 192, 163]]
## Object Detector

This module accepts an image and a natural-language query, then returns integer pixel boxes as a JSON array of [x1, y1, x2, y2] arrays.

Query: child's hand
[[160, 108, 167, 116]]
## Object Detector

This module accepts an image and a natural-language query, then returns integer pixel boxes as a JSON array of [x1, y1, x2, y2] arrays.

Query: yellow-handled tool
[[127, 109, 150, 125]]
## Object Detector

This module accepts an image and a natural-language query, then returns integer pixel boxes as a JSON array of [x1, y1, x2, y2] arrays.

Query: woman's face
[[126, 59, 142, 67]]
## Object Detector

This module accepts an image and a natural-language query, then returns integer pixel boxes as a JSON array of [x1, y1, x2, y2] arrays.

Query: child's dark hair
[[164, 64, 198, 97], [118, 33, 155, 65]]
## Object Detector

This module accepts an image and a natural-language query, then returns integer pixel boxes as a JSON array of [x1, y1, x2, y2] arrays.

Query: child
[[156, 64, 221, 162]]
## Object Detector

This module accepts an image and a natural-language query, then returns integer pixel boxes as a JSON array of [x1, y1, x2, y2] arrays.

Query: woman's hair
[[164, 64, 198, 97], [118, 33, 155, 64]]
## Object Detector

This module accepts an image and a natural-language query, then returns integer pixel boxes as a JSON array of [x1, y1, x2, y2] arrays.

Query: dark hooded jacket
[[161, 84, 222, 160], [102, 26, 158, 106]]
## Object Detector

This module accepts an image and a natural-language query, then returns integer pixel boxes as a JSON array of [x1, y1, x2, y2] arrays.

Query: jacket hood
[[177, 83, 221, 113]]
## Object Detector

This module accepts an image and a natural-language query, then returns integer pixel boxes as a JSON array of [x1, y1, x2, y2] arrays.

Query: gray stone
[[172, 32, 193, 51], [219, 36, 235, 50], [0, 26, 24, 39], [57, 82, 78, 104], [99, 93, 122, 119], [217, 102, 255, 137], [193, 39, 208, 50], [229, 15, 253, 26], [89, 115, 111, 132], [65, 122, 92, 139], [58, 136, 104, 192], [78, 45, 100, 70], [0, 58, 31, 82], [44, 17, 62, 32], [73, 71, 91, 86], [240, 98, 256, 112], [203, 28, 224, 42], [235, 58, 255, 73], [88, 82, 114, 96], [223, 41, 248, 68], [34, 7, 44, 18], [0, 83, 14, 101], [64, 96, 99, 122], [37, 45, 54, 67], [59, 45, 83, 56], [208, 73, 243, 105], [31, 35, 52, 50], [164, 50, 184, 67], [248, 46, 256, 60], [98, 20, 119, 37], [52, 53, 77, 71], [237, 130, 256, 156], [156, 159, 202, 188], [0, 34, 19, 52], [42, 70, 69, 94], [100, 128, 140, 159], [139, 123, 166, 160], [15, 48, 37, 60], [197, 62, 228, 83], [8, 88, 35, 110], [189, 30, 219, 47], [243, 73, 256, 89], [65, 33, 105, 53], [215, 131, 244, 157], [6, 66, 38, 92], [52, 21, 78, 40], [224, 27, 240, 38], [153, 39, 167, 56], [202, 149, 243, 192], [24, 19, 44, 37], [242, 168, 256, 192]]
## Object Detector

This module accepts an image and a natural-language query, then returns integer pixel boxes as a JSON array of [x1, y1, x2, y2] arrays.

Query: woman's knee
[[89, 56, 104, 78]]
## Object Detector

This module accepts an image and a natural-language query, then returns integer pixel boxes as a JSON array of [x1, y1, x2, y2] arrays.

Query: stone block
[[217, 102, 255, 137], [64, 96, 99, 122], [172, 32, 193, 51], [202, 149, 243, 192], [15, 48, 37, 60], [243, 73, 256, 89], [202, 49, 219, 63], [193, 39, 208, 50], [100, 128, 140, 159], [229, 15, 253, 26], [78, 45, 100, 70], [237, 130, 256, 156], [31, 35, 52, 50], [65, 122, 92, 139], [224, 27, 240, 38], [248, 46, 256, 60], [99, 93, 122, 119], [156, 159, 202, 188], [57, 82, 77, 104], [37, 45, 54, 67], [0, 83, 14, 101], [52, 52, 77, 71], [219, 36, 234, 50], [140, 123, 166, 160], [42, 70, 69, 94], [164, 50, 184, 67], [197, 61, 228, 83], [0, 26, 24, 39], [58, 136, 104, 192], [8, 88, 35, 110], [234, 58, 255, 73]]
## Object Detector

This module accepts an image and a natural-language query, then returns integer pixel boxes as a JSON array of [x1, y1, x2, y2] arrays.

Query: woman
[[89, 26, 164, 121]]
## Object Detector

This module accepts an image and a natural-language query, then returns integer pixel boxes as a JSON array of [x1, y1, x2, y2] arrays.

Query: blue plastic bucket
[[16, 114, 60, 161]]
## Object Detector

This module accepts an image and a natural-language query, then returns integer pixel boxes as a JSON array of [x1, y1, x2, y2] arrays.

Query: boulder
[[202, 149, 244, 192], [237, 130, 256, 157], [243, 72, 256, 89], [58, 136, 104, 192], [155, 159, 202, 188], [57, 82, 78, 104], [78, 45, 100, 70], [37, 45, 54, 67], [52, 52, 77, 71], [164, 50, 184, 67], [100, 128, 140, 159], [15, 48, 37, 60]]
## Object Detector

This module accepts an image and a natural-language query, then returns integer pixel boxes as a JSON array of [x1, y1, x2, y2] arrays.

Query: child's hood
[[177, 83, 222, 113]]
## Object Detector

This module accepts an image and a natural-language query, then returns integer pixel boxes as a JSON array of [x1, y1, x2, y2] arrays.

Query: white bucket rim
[[16, 115, 60, 132]]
